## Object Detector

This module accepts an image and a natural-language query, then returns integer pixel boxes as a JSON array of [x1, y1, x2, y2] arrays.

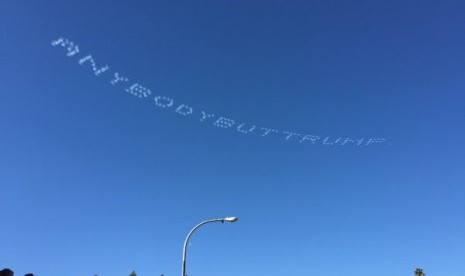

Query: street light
[[181, 217, 238, 276]]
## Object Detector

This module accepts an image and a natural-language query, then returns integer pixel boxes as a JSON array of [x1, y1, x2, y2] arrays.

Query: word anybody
[[51, 37, 387, 146]]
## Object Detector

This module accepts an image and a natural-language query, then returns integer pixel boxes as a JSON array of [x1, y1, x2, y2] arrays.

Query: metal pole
[[181, 218, 225, 276]]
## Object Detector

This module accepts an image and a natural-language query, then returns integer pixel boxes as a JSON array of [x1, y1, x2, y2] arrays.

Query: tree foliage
[[414, 268, 425, 276]]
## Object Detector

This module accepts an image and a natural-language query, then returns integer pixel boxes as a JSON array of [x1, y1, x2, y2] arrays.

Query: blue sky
[[1, 1, 464, 276]]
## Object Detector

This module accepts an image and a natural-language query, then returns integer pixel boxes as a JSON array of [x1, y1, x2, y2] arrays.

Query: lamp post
[[181, 217, 238, 276]]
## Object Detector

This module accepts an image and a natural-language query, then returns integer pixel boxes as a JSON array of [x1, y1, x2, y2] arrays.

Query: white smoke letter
[[260, 127, 279, 137], [126, 83, 152, 98], [300, 135, 320, 144], [175, 104, 193, 116], [111, 72, 129, 85], [200, 111, 215, 122], [365, 138, 386, 146], [51, 37, 80, 57], [213, 117, 235, 128], [78, 55, 109, 76], [154, 96, 174, 108], [237, 123, 256, 134], [322, 137, 334, 145], [282, 131, 301, 141]]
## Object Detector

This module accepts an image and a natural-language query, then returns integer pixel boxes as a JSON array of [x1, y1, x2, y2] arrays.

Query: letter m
[[51, 37, 80, 57]]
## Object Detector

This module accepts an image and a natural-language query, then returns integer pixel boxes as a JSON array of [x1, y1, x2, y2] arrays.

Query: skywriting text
[[51, 36, 388, 147]]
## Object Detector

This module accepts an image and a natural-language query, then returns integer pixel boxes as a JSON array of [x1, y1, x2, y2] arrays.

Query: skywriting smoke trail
[[51, 36, 388, 147]]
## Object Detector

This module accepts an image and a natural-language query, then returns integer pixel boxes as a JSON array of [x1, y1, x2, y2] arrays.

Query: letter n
[[78, 55, 109, 76]]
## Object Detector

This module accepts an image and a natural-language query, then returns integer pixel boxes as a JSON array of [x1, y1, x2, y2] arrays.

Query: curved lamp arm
[[181, 217, 238, 276]]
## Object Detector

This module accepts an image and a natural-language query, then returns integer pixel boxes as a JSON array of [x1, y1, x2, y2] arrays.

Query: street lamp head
[[223, 217, 238, 223]]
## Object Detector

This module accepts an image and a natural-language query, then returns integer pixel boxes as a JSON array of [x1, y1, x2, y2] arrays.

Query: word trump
[[51, 36, 387, 147]]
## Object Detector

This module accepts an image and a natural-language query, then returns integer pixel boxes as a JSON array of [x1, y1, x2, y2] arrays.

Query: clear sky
[[1, 1, 464, 276]]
